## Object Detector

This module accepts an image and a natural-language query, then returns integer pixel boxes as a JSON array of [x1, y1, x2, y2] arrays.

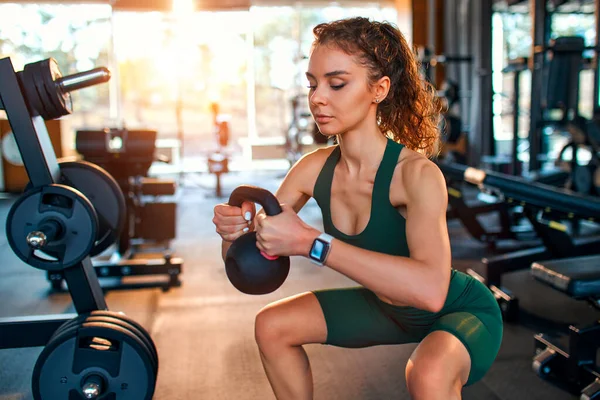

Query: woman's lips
[[315, 115, 333, 123]]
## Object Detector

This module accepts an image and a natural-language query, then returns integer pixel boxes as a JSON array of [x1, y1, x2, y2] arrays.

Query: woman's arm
[[297, 158, 452, 312], [221, 147, 332, 260]]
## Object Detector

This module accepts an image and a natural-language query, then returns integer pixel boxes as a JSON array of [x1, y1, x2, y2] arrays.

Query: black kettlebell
[[225, 185, 291, 295]]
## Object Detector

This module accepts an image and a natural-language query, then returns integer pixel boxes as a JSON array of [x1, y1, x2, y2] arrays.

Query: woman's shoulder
[[391, 148, 446, 201], [292, 144, 337, 172], [284, 145, 337, 193], [395, 146, 431, 170]]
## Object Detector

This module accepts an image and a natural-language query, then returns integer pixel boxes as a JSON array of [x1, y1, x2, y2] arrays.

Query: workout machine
[[533, 36, 600, 195], [416, 47, 473, 87], [438, 80, 468, 165], [0, 57, 158, 399], [417, 47, 472, 165], [532, 254, 600, 399], [73, 127, 183, 291], [527, 0, 600, 181], [488, 36, 594, 190], [443, 174, 536, 248], [439, 162, 600, 321]]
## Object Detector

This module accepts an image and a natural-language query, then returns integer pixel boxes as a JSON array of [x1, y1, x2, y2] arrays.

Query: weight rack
[[0, 57, 109, 346], [0, 57, 160, 400]]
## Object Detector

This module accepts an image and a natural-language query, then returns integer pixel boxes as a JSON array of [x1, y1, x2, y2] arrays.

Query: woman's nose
[[309, 89, 326, 106]]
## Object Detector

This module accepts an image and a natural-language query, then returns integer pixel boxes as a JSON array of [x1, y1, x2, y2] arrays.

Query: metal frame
[[0, 57, 107, 348], [528, 0, 548, 172], [470, 0, 495, 165]]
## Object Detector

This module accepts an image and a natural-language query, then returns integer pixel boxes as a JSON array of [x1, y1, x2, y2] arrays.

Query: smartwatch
[[308, 233, 334, 266]]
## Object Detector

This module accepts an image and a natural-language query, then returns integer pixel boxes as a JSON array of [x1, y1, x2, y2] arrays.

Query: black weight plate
[[35, 321, 152, 400], [91, 311, 158, 371], [17, 68, 43, 118], [46, 313, 157, 374], [47, 311, 157, 373], [33, 321, 156, 400], [81, 315, 157, 374], [43, 58, 72, 117], [21, 63, 52, 119], [35, 59, 69, 120], [58, 161, 126, 256], [47, 314, 88, 345], [29, 60, 62, 120], [6, 184, 98, 270], [78, 321, 156, 399], [33, 318, 82, 400]]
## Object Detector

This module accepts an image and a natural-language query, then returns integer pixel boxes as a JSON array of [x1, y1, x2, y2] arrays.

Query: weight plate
[[80, 315, 158, 374], [90, 310, 158, 372], [33, 321, 156, 400], [17, 69, 42, 118], [47, 311, 158, 374], [47, 314, 88, 345], [6, 184, 98, 270], [21, 63, 51, 119], [43, 58, 72, 117], [29, 60, 62, 120], [58, 161, 126, 256]]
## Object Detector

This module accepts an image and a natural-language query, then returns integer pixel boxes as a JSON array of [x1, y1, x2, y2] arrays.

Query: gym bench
[[532, 255, 600, 399]]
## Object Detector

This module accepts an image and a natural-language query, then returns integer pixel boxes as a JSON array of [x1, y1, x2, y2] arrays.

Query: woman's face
[[306, 44, 376, 136]]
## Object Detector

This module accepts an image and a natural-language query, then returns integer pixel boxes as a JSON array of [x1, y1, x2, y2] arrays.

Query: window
[[112, 11, 250, 161], [1, 2, 398, 164], [0, 4, 113, 155]]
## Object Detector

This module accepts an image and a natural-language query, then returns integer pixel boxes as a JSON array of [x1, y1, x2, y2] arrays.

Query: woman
[[213, 17, 502, 400]]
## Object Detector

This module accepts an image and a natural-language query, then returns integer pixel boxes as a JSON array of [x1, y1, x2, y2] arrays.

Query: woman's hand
[[212, 201, 256, 242], [254, 204, 320, 258]]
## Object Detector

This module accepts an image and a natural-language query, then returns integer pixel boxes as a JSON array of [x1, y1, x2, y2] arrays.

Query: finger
[[215, 224, 250, 239], [256, 241, 276, 259], [255, 213, 267, 228], [217, 222, 250, 234], [219, 230, 245, 242], [212, 214, 247, 227], [215, 204, 245, 217], [241, 201, 257, 223], [255, 239, 267, 253], [255, 231, 265, 242]]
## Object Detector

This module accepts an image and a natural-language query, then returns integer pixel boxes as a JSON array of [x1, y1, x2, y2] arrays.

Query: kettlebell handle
[[227, 185, 282, 261], [227, 185, 282, 216]]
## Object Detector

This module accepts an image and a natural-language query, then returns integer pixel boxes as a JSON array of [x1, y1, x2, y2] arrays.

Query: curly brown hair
[[312, 17, 442, 158]]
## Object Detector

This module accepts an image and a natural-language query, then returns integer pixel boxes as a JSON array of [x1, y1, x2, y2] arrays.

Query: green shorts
[[313, 269, 503, 386]]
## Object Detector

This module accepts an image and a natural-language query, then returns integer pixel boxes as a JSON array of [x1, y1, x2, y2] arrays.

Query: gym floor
[[0, 169, 596, 400]]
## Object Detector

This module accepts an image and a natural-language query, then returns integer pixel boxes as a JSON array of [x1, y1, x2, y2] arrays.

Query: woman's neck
[[337, 122, 388, 174]]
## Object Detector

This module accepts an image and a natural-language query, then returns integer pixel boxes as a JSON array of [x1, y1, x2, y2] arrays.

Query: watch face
[[310, 239, 327, 262]]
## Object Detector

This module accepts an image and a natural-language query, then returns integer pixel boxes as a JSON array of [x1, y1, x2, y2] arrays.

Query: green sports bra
[[312, 138, 410, 257]]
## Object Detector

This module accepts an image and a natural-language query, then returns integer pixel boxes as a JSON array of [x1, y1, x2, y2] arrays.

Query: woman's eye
[[331, 84, 345, 90], [307, 85, 316, 90]]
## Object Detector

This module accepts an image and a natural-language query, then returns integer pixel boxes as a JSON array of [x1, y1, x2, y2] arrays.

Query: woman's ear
[[373, 76, 391, 103]]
